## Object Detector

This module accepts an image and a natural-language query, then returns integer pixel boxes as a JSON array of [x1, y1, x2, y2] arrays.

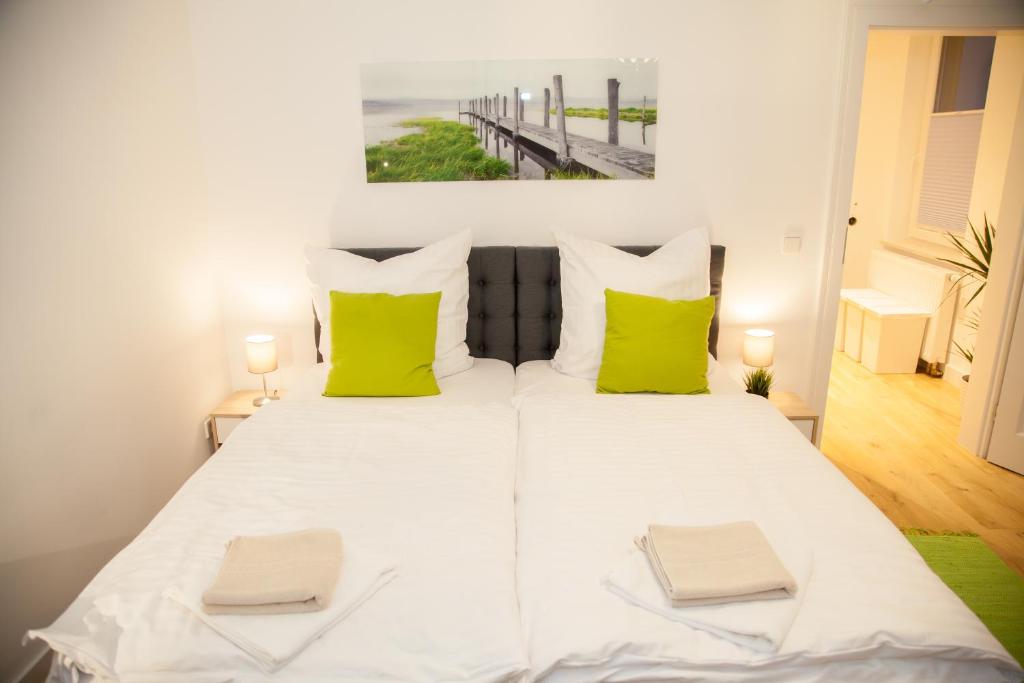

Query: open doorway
[[817, 27, 1024, 575]]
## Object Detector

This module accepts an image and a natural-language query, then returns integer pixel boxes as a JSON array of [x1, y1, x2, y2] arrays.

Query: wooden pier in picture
[[458, 74, 655, 180]]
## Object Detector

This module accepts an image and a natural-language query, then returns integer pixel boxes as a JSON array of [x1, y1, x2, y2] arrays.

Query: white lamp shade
[[742, 329, 775, 367], [246, 334, 278, 374]]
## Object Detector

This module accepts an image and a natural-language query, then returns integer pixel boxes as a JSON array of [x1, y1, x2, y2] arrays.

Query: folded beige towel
[[637, 521, 796, 607], [202, 529, 343, 615]]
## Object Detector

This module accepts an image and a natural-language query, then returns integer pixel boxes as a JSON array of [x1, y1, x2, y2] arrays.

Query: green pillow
[[596, 289, 715, 395], [324, 290, 441, 397]]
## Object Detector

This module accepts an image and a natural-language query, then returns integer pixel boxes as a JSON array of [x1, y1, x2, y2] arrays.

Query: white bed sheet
[[32, 398, 527, 683], [514, 357, 744, 398], [288, 357, 515, 404], [514, 393, 1020, 683]]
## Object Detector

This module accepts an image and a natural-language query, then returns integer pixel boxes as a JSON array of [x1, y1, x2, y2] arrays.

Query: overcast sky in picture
[[360, 57, 658, 102]]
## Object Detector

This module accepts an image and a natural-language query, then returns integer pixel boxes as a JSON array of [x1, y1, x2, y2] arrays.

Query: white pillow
[[552, 227, 711, 379], [305, 230, 473, 379]]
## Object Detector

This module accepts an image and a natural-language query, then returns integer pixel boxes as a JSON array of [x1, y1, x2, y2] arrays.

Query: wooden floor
[[821, 350, 1024, 576]]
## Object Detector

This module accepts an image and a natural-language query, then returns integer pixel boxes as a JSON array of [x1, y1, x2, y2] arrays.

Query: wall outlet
[[782, 236, 802, 254], [203, 417, 213, 439]]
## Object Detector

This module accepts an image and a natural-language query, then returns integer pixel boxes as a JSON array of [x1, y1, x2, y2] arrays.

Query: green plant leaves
[[938, 215, 996, 312]]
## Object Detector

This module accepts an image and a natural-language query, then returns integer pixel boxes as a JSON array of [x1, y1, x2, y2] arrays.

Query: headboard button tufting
[[319, 244, 722, 368]]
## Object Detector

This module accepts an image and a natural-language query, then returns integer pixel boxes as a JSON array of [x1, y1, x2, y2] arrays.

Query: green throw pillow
[[596, 289, 715, 395], [324, 290, 441, 397]]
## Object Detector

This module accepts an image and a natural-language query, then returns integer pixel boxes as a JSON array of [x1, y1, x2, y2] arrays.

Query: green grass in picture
[[548, 168, 609, 180], [551, 107, 657, 124], [365, 118, 511, 182]]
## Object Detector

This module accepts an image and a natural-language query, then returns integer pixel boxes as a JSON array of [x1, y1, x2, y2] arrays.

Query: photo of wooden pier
[[361, 58, 657, 182]]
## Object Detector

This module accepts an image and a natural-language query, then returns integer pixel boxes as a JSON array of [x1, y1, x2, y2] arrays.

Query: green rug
[[904, 529, 1024, 665]]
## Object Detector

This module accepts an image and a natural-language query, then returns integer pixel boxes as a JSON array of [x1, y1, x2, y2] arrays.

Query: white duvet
[[30, 397, 528, 683], [514, 392, 1021, 683]]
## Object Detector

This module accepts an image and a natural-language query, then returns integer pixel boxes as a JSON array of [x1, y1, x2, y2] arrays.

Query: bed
[[513, 381, 1018, 682], [507, 247, 1019, 683], [33, 366, 527, 682], [32, 243, 1020, 683]]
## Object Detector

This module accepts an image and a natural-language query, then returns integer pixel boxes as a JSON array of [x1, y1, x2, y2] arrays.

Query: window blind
[[916, 111, 983, 232]]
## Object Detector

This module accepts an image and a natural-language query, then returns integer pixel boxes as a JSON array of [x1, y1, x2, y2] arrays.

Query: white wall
[[0, 1, 229, 679], [186, 0, 847, 394], [844, 31, 932, 289]]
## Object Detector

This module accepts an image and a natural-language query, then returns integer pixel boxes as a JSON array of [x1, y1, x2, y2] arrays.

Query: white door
[[988, 281, 1024, 473]]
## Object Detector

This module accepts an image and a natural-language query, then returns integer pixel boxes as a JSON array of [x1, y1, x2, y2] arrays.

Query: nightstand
[[209, 389, 284, 452], [767, 391, 819, 443]]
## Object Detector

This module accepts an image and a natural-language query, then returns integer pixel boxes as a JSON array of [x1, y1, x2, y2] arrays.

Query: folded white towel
[[165, 545, 396, 672], [604, 545, 804, 652], [603, 476, 812, 652], [638, 522, 797, 606], [202, 528, 343, 615]]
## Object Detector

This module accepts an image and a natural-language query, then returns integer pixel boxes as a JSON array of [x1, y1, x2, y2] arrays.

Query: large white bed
[[33, 360, 528, 683], [512, 361, 1019, 682], [29, 237, 1023, 683]]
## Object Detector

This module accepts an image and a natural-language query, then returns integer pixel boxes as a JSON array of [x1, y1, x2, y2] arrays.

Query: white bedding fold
[[164, 545, 396, 672]]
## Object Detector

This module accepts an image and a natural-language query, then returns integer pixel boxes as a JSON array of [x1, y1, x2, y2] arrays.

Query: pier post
[[543, 88, 550, 128], [553, 75, 569, 163], [484, 95, 490, 145], [502, 96, 508, 147], [494, 95, 501, 159], [641, 95, 647, 145], [518, 95, 526, 160], [607, 78, 620, 145], [513, 87, 520, 176]]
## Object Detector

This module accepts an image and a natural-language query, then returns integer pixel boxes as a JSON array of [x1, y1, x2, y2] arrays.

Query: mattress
[[514, 357, 745, 398], [514, 392, 1021, 682], [288, 357, 515, 404], [33, 397, 527, 682]]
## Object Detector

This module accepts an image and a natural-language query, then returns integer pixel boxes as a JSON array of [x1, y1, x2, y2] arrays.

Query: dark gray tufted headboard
[[314, 245, 725, 366]]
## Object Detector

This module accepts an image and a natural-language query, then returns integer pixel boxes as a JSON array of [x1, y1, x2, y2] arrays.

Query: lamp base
[[252, 394, 280, 407]]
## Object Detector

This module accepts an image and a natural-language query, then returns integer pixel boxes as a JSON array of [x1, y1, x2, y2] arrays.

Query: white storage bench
[[836, 289, 930, 374]]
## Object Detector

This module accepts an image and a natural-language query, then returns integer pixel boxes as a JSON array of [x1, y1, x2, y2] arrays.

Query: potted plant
[[938, 215, 995, 399], [744, 367, 774, 398]]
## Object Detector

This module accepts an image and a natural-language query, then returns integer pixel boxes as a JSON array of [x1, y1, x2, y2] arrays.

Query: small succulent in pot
[[744, 367, 774, 398]]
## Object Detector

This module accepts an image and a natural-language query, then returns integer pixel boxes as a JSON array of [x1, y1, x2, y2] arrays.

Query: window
[[915, 36, 995, 235], [933, 36, 995, 113]]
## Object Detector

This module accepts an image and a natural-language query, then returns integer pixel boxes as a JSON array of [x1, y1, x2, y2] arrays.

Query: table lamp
[[742, 329, 775, 368], [246, 334, 280, 406], [742, 329, 775, 398]]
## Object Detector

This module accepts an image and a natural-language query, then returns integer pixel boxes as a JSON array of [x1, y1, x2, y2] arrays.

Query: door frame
[[810, 0, 1024, 455]]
